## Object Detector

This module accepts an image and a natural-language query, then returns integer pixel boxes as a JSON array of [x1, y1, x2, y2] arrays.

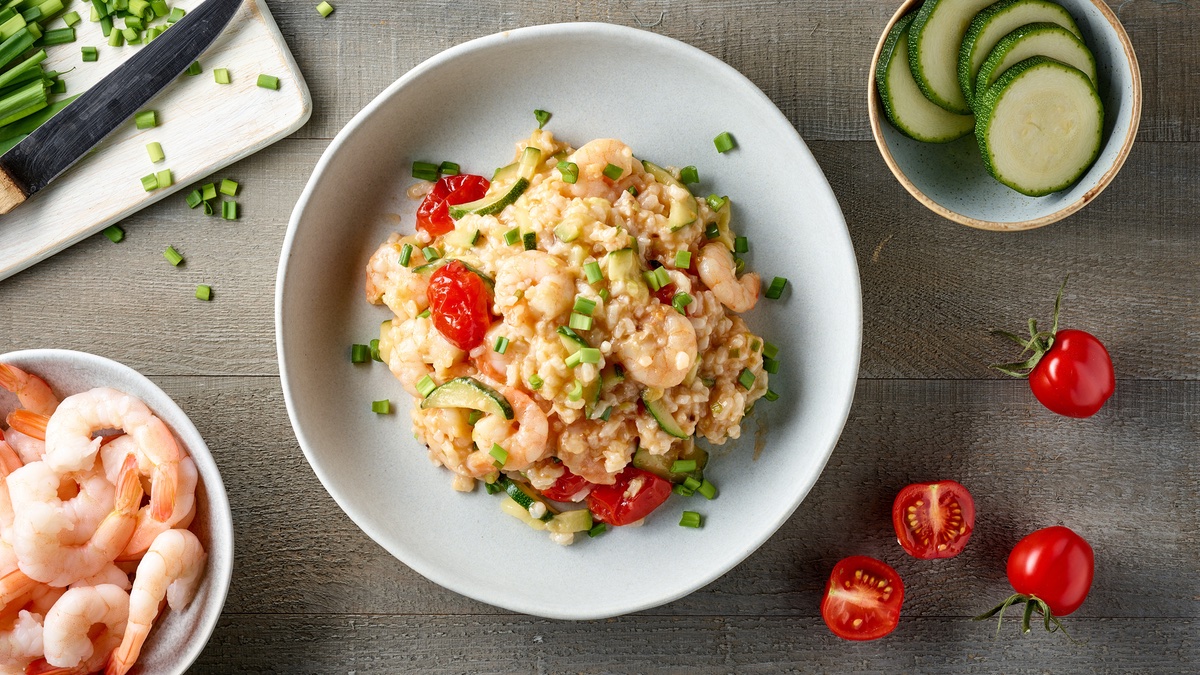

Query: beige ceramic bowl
[[868, 0, 1141, 230]]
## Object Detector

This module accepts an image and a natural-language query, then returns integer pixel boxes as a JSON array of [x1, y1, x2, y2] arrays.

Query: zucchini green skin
[[908, 0, 998, 114], [974, 22, 1097, 97], [877, 13, 975, 143], [448, 177, 529, 219], [421, 376, 514, 420], [642, 392, 688, 439], [974, 56, 1103, 196]]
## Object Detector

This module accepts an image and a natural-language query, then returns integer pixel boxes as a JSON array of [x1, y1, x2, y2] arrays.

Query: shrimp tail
[[6, 411, 48, 442], [0, 439, 24, 476], [148, 462, 178, 522], [25, 658, 87, 674], [103, 625, 146, 675], [0, 569, 39, 608], [0, 365, 58, 417], [114, 456, 144, 516]]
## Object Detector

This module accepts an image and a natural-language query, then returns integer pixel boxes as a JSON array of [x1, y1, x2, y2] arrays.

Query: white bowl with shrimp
[[277, 22, 861, 619], [0, 349, 233, 673]]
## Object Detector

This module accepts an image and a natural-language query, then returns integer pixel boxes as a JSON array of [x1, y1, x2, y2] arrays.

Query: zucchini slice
[[421, 377, 514, 420], [504, 479, 556, 521], [641, 160, 699, 231], [908, 0, 1000, 114], [632, 445, 708, 483], [877, 14, 976, 143], [642, 391, 688, 439], [975, 23, 1096, 96], [450, 147, 543, 220], [958, 0, 1082, 107], [546, 508, 593, 533], [974, 56, 1103, 196]]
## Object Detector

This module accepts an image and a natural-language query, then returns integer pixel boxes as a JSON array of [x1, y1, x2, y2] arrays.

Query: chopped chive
[[145, 141, 164, 163], [417, 308, 431, 319], [765, 276, 788, 299], [219, 178, 238, 196], [421, 246, 439, 262], [763, 357, 779, 374], [750, 339, 761, 353], [587, 522, 607, 538], [126, 17, 144, 31], [167, 6, 184, 21], [150, 0, 168, 17], [62, 10, 80, 25], [674, 250, 691, 268], [522, 231, 537, 251], [469, 230, 481, 246], [411, 160, 438, 181], [416, 375, 436, 398], [484, 480, 502, 494], [163, 245, 183, 266], [673, 484, 695, 497], [578, 347, 601, 364], [221, 200, 237, 220], [185, 60, 201, 76], [202, 200, 214, 216], [683, 476, 702, 491], [734, 236, 749, 253], [602, 163, 623, 181], [568, 312, 592, 331], [613, 364, 625, 380], [564, 351, 582, 368], [763, 341, 779, 360], [155, 169, 172, 189], [706, 194, 728, 211], [256, 74, 280, 90], [213, 68, 230, 84], [184, 190, 202, 209], [503, 228, 520, 246], [737, 367, 755, 390], [557, 160, 578, 184], [195, 284, 212, 301], [567, 379, 583, 401], [697, 479, 717, 500], [534, 109, 551, 128], [489, 443, 508, 467], [713, 132, 735, 153], [653, 267, 671, 289], [729, 348, 740, 359], [371, 399, 390, 414], [493, 336, 509, 354], [398, 243, 413, 266], [134, 110, 156, 129], [679, 511, 703, 528], [201, 183, 216, 201], [467, 410, 483, 426], [583, 261, 602, 284], [315, 1, 333, 17], [671, 459, 697, 473], [643, 270, 661, 291], [50, 79, 66, 95], [369, 338, 382, 362], [529, 374, 543, 390], [122, 27, 140, 44], [140, 173, 157, 191], [598, 406, 612, 421], [102, 225, 123, 243], [671, 292, 693, 314], [598, 288, 610, 302], [439, 161, 459, 176], [350, 343, 369, 363], [627, 186, 638, 197], [704, 222, 719, 239], [763, 389, 779, 402], [42, 27, 74, 44], [573, 296, 596, 316], [679, 165, 699, 184]]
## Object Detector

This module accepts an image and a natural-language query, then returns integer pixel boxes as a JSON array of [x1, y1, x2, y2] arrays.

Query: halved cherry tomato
[[415, 174, 490, 237], [1028, 329, 1114, 418], [820, 556, 904, 641], [541, 467, 592, 502], [652, 281, 677, 306], [586, 467, 672, 526], [1007, 526, 1094, 616], [426, 260, 492, 351], [892, 480, 975, 559]]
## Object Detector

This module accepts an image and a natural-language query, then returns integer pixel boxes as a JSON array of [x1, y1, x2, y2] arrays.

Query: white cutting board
[[0, 0, 311, 281]]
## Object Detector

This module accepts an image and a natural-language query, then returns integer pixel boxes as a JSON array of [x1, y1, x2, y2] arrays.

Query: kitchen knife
[[0, 0, 243, 215]]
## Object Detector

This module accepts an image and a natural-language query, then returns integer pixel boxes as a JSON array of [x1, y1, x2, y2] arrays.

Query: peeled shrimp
[[0, 609, 43, 672], [494, 250, 576, 323], [106, 529, 206, 675], [41, 584, 128, 669], [43, 388, 181, 522], [564, 139, 636, 201], [697, 243, 760, 313], [2, 428, 44, 466], [0, 365, 58, 418], [365, 233, 431, 321], [614, 303, 698, 390], [100, 436, 198, 562], [468, 387, 549, 475], [68, 564, 130, 592], [384, 317, 467, 398]]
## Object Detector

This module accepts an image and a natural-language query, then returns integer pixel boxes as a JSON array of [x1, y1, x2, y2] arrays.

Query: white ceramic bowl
[[868, 0, 1141, 230], [0, 349, 233, 673], [277, 22, 861, 619]]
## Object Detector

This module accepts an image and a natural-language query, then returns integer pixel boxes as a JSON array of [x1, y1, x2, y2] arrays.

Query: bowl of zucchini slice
[[868, 0, 1140, 231]]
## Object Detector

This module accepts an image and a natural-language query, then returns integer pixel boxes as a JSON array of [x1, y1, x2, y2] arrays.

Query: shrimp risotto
[[365, 131, 775, 544]]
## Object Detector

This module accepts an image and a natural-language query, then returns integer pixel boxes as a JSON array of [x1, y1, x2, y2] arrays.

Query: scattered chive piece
[[503, 228, 520, 246], [602, 163, 623, 181], [568, 312, 592, 332], [598, 288, 610, 302], [706, 194, 728, 211], [529, 374, 543, 390], [163, 245, 183, 266], [469, 229, 481, 246], [315, 1, 333, 17], [184, 190, 202, 208], [134, 110, 156, 129], [680, 511, 703, 528], [369, 338, 382, 362], [750, 339, 761, 352], [102, 225, 123, 243], [126, 17, 144, 31], [50, 80, 66, 95], [221, 200, 237, 220], [672, 292, 693, 314], [439, 161, 459, 176], [679, 165, 699, 184], [674, 484, 695, 497], [557, 160, 578, 184], [150, 0, 169, 17], [350, 343, 369, 363], [416, 375, 436, 398], [140, 173, 157, 191], [522, 231, 537, 251], [185, 60, 201, 76], [467, 410, 483, 426], [42, 27, 74, 44], [573, 296, 596, 316], [213, 68, 230, 84], [697, 479, 717, 500], [764, 389, 779, 402], [704, 222, 720, 239], [493, 336, 509, 354], [484, 480, 501, 494], [533, 109, 551, 128], [62, 10, 80, 25], [737, 367, 756, 390], [654, 267, 671, 289], [108, 29, 125, 47], [583, 261, 602, 284], [371, 399, 390, 414], [256, 74, 280, 90], [489, 443, 508, 467], [417, 308, 431, 319], [155, 169, 172, 188], [411, 160, 438, 181], [674, 250, 691, 268], [713, 132, 735, 153], [588, 522, 607, 538], [598, 406, 613, 421], [167, 6, 184, 21], [683, 476, 702, 491], [219, 178, 238, 196], [643, 270, 661, 291], [627, 186, 638, 197], [398, 243, 413, 267], [734, 236, 749, 253], [201, 183, 216, 201], [671, 459, 697, 473], [564, 351, 582, 369], [195, 284, 212, 301], [763, 341, 779, 360], [146, 141, 164, 163], [421, 246, 439, 262], [122, 27, 140, 44], [765, 276, 788, 300], [567, 379, 583, 401], [202, 201, 214, 216], [763, 357, 779, 374], [578, 347, 601, 364], [730, 348, 740, 359]]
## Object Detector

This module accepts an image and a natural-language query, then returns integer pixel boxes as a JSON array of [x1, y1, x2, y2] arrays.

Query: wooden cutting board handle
[[0, 168, 27, 214]]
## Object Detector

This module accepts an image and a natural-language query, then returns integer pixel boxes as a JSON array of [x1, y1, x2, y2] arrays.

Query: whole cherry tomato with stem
[[820, 556, 905, 641], [892, 480, 975, 559], [992, 276, 1114, 418]]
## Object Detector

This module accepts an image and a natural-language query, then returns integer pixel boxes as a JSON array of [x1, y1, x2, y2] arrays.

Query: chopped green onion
[[587, 522, 607, 538], [49, 79, 66, 95], [671, 292, 693, 314], [439, 161, 459, 176], [627, 186, 638, 196], [350, 344, 368, 363], [416, 375, 436, 398], [569, 312, 592, 331], [213, 68, 230, 84], [185, 60, 201, 76], [557, 160, 578, 184], [398, 243, 413, 267], [167, 6, 184, 22], [679, 511, 703, 528], [763, 389, 779, 402], [195, 284, 212, 301], [706, 194, 728, 211], [643, 270, 662, 291], [653, 267, 671, 289], [573, 296, 596, 316], [469, 230, 481, 246], [145, 141, 164, 163], [750, 339, 761, 353], [150, 0, 168, 18], [598, 288, 610, 302], [220, 200, 236, 220], [503, 229, 520, 246], [737, 368, 755, 390], [202, 201, 214, 216], [602, 163, 623, 181], [578, 347, 601, 364], [679, 165, 699, 184], [201, 183, 216, 201], [41, 27, 73, 44], [729, 348, 740, 359], [21, 8, 40, 23], [163, 245, 183, 266], [126, 17, 144, 31], [102, 225, 123, 243], [467, 410, 483, 426], [421, 246, 439, 262], [533, 109, 551, 128], [762, 341, 779, 360], [484, 480, 502, 494], [671, 459, 697, 473], [134, 110, 156, 129], [122, 27, 140, 45], [734, 236, 748, 253], [713, 132, 735, 153], [493, 336, 509, 354], [411, 160, 438, 181], [371, 399, 390, 414], [62, 10, 80, 25], [369, 339, 382, 362], [567, 379, 583, 401], [674, 250, 691, 268], [763, 357, 779, 374], [489, 443, 508, 467], [583, 261, 602, 284], [315, 1, 333, 17], [184, 190, 201, 209], [107, 29, 122, 46], [139, 173, 157, 191], [704, 222, 719, 239], [598, 406, 612, 421], [417, 308, 431, 319], [697, 479, 717, 500], [683, 476, 702, 491], [219, 178, 238, 196], [673, 484, 695, 497], [564, 351, 582, 368], [256, 74, 280, 90], [529, 374, 543, 390], [765, 276, 788, 300], [155, 169, 172, 189], [522, 231, 537, 251]]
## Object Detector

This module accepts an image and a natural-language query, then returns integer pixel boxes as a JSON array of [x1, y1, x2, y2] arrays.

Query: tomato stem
[[973, 592, 1083, 643], [989, 275, 1069, 378]]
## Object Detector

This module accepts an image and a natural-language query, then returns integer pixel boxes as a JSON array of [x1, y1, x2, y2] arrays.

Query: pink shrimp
[[0, 365, 58, 418]]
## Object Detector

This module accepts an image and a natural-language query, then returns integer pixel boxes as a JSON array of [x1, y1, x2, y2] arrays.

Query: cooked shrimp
[[564, 139, 636, 200], [2, 428, 44, 465], [43, 388, 181, 522], [41, 584, 128, 669], [472, 323, 527, 387], [365, 233, 430, 321], [98, 435, 198, 561], [614, 303, 698, 389], [106, 529, 206, 675], [10, 457, 142, 587], [469, 387, 549, 475], [0, 440, 22, 477], [494, 250, 575, 323], [384, 317, 467, 397], [0, 365, 58, 418], [0, 570, 39, 610], [697, 243, 760, 313], [0, 609, 43, 672], [68, 564, 130, 592], [5, 409, 46, 441]]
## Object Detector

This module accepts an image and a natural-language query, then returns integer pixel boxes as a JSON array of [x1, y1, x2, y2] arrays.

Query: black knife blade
[[0, 0, 243, 214]]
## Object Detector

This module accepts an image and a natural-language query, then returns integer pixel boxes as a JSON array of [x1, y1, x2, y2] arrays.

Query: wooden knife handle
[[0, 166, 27, 214]]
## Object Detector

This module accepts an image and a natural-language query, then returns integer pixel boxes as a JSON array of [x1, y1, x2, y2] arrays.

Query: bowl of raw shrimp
[[0, 349, 233, 674]]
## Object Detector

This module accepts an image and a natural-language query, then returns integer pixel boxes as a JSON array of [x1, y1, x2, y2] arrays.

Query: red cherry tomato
[[1028, 329, 1114, 418], [586, 467, 672, 526], [541, 467, 592, 502], [415, 174, 490, 237], [426, 260, 492, 351], [652, 281, 677, 306], [820, 556, 904, 641], [892, 480, 975, 559], [1006, 526, 1094, 616]]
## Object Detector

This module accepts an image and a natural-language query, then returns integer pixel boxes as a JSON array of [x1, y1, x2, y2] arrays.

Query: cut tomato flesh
[[892, 480, 975, 559], [820, 555, 904, 641]]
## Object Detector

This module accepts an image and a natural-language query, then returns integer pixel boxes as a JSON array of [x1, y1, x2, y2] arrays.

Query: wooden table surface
[[2, 0, 1197, 672]]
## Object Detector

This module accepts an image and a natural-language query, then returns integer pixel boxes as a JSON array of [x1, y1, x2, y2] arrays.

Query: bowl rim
[[276, 21, 863, 619], [866, 0, 1142, 231]]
